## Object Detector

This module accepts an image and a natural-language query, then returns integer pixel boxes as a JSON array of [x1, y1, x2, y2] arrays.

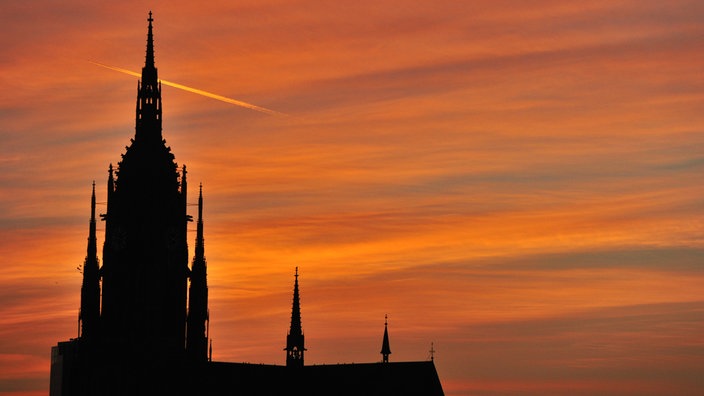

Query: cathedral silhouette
[[50, 13, 444, 396]]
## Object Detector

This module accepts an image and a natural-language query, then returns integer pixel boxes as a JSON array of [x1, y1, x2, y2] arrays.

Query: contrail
[[90, 61, 286, 117]]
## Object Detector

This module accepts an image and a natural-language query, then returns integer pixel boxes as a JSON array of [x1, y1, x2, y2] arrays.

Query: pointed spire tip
[[144, 10, 156, 70]]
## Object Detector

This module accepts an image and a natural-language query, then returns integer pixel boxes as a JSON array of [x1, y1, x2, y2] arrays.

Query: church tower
[[79, 182, 100, 339], [99, 12, 189, 358], [187, 184, 209, 361], [51, 13, 446, 396], [285, 267, 306, 367]]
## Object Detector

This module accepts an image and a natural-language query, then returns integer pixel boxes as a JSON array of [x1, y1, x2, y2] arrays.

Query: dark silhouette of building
[[50, 13, 444, 396]]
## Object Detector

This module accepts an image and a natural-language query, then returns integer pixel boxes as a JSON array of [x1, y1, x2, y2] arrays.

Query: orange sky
[[1, 1, 703, 395]]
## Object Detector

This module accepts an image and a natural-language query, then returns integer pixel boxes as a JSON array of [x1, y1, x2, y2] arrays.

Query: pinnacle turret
[[196, 183, 204, 256], [187, 183, 209, 361], [79, 182, 100, 339]]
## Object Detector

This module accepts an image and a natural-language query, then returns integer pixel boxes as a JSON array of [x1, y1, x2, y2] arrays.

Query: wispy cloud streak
[[0, 2, 702, 395], [89, 61, 286, 116]]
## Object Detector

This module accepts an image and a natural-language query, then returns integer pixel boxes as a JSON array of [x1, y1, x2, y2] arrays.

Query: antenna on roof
[[429, 342, 435, 362]]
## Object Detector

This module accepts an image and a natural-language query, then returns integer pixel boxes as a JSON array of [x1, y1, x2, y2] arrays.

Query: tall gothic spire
[[79, 182, 100, 339], [187, 183, 209, 361], [135, 10, 162, 142], [285, 267, 305, 367], [381, 314, 391, 363], [145, 11, 155, 72], [99, 11, 188, 358]]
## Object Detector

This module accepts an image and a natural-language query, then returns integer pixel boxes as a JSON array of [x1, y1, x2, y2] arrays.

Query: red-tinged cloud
[[1, 1, 704, 395]]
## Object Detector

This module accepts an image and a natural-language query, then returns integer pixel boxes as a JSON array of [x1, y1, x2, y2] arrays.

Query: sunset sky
[[1, 1, 703, 395]]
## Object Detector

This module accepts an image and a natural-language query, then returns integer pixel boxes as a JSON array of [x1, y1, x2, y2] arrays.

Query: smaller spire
[[186, 183, 209, 361], [285, 267, 305, 367], [198, 183, 203, 221], [90, 181, 96, 221], [80, 182, 100, 339], [290, 267, 301, 335], [381, 314, 391, 363]]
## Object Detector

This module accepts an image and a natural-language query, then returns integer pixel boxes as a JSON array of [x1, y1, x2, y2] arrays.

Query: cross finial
[[148, 11, 153, 24], [429, 342, 435, 361]]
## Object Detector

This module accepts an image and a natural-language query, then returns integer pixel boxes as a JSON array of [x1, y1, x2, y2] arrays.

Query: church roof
[[204, 361, 444, 396]]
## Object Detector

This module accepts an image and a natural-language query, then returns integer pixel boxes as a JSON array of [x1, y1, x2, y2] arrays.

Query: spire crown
[[134, 11, 162, 141], [145, 11, 155, 70], [290, 267, 302, 335]]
